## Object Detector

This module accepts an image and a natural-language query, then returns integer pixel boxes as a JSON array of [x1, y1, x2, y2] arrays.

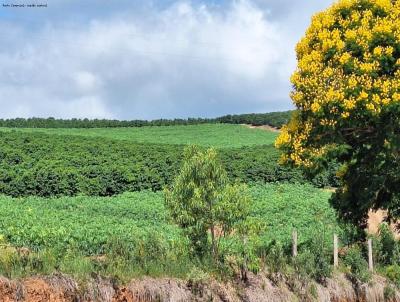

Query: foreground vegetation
[[0, 183, 351, 282], [0, 183, 337, 257], [0, 183, 397, 287], [1, 0, 399, 294], [0, 111, 396, 288], [0, 122, 396, 288]]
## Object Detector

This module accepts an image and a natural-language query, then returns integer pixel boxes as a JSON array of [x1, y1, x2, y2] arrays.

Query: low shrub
[[375, 223, 400, 266], [382, 265, 400, 288], [293, 230, 332, 283], [342, 245, 372, 283], [264, 241, 288, 280]]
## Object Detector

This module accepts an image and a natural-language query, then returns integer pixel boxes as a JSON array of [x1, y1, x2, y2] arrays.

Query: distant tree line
[[215, 111, 293, 128], [0, 117, 214, 128], [0, 111, 293, 129]]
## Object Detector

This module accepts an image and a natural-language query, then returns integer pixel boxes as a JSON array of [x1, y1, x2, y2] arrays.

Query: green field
[[0, 183, 340, 256], [0, 131, 303, 197], [0, 124, 278, 148], [0, 122, 346, 281], [0, 191, 181, 255]]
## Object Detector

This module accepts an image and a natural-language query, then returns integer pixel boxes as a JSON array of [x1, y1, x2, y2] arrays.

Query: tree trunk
[[210, 223, 217, 261]]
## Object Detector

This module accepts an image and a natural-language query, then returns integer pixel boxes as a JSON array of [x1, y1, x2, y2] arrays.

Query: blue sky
[[0, 0, 333, 119]]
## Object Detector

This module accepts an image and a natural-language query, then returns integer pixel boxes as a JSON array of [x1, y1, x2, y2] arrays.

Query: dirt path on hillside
[[241, 124, 281, 133]]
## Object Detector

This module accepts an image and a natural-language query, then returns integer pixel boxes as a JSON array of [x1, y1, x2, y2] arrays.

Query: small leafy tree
[[164, 145, 253, 261]]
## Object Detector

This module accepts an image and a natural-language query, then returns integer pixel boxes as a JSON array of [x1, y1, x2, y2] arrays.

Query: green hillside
[[0, 124, 278, 148]]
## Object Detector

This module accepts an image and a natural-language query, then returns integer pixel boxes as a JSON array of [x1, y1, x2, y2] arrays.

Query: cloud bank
[[0, 0, 333, 119]]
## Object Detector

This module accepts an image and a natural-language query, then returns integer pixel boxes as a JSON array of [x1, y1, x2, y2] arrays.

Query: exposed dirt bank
[[241, 124, 281, 133], [0, 272, 399, 302], [368, 210, 400, 240]]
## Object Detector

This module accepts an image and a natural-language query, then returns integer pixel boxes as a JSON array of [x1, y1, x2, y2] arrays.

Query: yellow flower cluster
[[276, 0, 400, 166]]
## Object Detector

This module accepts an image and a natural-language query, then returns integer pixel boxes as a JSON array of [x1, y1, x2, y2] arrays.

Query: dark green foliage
[[216, 111, 294, 128], [0, 131, 305, 197], [326, 101, 400, 231], [0, 111, 293, 129], [307, 160, 341, 188], [219, 146, 305, 185]]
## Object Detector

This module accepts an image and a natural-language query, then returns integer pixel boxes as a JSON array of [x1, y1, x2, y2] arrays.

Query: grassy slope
[[252, 183, 342, 246], [0, 191, 180, 254], [0, 183, 340, 254], [0, 124, 278, 148]]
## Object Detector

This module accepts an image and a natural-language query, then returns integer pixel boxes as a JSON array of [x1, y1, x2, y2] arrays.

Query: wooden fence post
[[368, 238, 373, 272], [333, 234, 338, 268], [292, 229, 298, 258]]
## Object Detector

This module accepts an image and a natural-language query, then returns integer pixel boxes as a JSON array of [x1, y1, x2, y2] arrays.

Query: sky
[[0, 0, 334, 120]]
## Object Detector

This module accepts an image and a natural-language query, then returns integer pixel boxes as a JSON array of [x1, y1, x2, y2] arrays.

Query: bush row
[[0, 131, 307, 197]]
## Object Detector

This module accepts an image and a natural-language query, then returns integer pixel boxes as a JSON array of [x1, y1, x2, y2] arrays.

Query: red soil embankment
[[0, 272, 399, 302]]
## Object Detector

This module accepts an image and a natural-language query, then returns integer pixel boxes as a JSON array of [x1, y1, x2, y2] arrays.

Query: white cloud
[[63, 96, 113, 119], [73, 71, 101, 93], [0, 0, 333, 119]]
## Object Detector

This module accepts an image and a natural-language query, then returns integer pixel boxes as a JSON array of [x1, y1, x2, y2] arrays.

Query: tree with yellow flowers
[[276, 0, 400, 229]]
